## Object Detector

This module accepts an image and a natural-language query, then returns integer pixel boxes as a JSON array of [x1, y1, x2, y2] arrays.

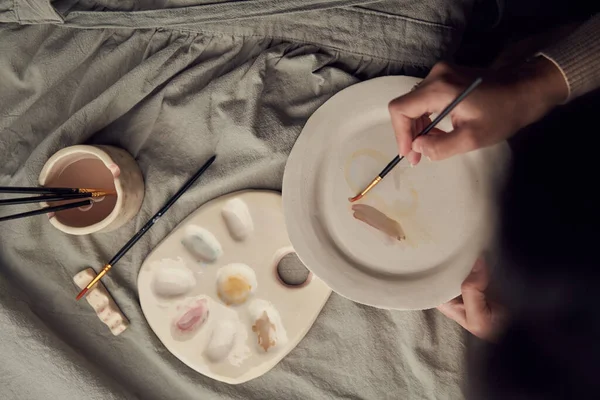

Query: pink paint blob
[[173, 298, 209, 333]]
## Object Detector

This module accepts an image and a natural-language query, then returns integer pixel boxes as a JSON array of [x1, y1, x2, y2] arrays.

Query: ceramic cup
[[38, 145, 145, 235]]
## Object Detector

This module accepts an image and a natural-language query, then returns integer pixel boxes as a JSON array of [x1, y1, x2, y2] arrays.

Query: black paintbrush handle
[[108, 155, 217, 266], [380, 155, 404, 178], [0, 193, 92, 206], [0, 186, 80, 195], [0, 200, 92, 222], [380, 77, 483, 179]]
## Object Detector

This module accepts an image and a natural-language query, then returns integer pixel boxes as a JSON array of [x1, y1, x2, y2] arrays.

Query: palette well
[[137, 190, 331, 384]]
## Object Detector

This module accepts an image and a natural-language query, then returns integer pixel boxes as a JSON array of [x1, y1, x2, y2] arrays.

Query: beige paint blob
[[252, 311, 278, 352], [352, 204, 406, 241]]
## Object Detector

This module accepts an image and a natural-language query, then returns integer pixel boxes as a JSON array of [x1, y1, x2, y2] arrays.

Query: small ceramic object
[[73, 268, 129, 336], [39, 145, 144, 235], [151, 258, 196, 298], [282, 76, 510, 310], [216, 263, 257, 305], [221, 198, 254, 241], [137, 191, 332, 384], [205, 319, 238, 362], [173, 298, 209, 334], [182, 225, 223, 262]]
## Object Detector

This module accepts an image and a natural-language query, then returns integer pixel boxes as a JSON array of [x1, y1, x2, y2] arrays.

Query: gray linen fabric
[[0, 1, 473, 398]]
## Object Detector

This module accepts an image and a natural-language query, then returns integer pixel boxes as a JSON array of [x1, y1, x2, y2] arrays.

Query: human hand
[[437, 258, 507, 342], [388, 58, 568, 165]]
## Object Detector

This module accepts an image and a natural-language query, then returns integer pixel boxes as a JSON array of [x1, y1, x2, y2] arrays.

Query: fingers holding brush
[[389, 85, 459, 165], [404, 115, 428, 165], [350, 77, 482, 202], [389, 68, 476, 165], [389, 58, 569, 164], [411, 127, 479, 162]]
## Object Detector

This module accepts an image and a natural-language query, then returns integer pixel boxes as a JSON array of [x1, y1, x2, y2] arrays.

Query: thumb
[[412, 127, 478, 161]]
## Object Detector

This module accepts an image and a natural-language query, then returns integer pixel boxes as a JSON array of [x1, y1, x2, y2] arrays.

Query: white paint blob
[[182, 225, 223, 262], [152, 258, 196, 298], [205, 319, 237, 362], [172, 297, 209, 335], [248, 299, 288, 353], [216, 263, 258, 305], [221, 198, 254, 241]]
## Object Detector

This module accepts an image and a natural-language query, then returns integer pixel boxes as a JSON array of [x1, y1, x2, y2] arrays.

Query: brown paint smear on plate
[[352, 204, 406, 241], [344, 149, 431, 247]]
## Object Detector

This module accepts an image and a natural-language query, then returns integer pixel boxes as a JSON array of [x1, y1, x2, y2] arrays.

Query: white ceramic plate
[[282, 76, 510, 310], [138, 191, 331, 384]]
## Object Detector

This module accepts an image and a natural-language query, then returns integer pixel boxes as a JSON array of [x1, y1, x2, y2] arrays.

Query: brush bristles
[[348, 193, 364, 202], [76, 287, 88, 300], [348, 176, 382, 203]]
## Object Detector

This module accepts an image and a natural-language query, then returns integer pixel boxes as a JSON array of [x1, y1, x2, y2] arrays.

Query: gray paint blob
[[276, 253, 310, 286]]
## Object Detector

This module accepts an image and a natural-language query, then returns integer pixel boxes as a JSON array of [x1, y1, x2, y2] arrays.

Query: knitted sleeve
[[540, 14, 600, 101]]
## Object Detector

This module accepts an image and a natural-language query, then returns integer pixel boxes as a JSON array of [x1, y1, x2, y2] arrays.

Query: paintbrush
[[0, 191, 113, 206], [0, 199, 93, 223], [0, 186, 115, 195], [348, 77, 483, 202], [76, 155, 217, 300]]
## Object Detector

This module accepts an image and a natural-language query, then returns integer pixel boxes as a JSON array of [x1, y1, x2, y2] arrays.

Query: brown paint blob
[[252, 311, 277, 352], [352, 204, 406, 241]]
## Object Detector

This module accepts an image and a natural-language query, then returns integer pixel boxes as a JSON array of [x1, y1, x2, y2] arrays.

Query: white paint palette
[[137, 191, 331, 384]]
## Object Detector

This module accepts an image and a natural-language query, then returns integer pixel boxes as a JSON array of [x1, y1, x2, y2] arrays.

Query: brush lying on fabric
[[348, 77, 483, 202], [76, 154, 217, 300]]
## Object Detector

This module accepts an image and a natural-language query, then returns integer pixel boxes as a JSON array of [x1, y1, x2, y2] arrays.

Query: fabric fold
[[0, 1, 473, 398], [0, 0, 63, 24]]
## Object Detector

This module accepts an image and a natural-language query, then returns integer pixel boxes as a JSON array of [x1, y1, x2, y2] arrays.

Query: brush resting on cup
[[348, 77, 482, 202]]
